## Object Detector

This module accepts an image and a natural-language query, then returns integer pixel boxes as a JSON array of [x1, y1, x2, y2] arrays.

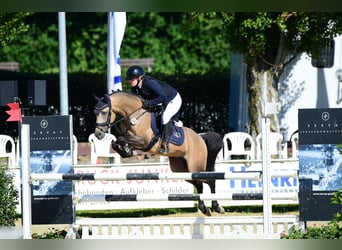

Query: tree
[[121, 12, 230, 74], [0, 13, 230, 74], [0, 13, 106, 73], [0, 166, 18, 226], [193, 12, 342, 137], [0, 12, 30, 48]]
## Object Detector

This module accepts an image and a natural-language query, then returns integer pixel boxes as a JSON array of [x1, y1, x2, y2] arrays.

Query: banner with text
[[74, 161, 298, 210], [22, 115, 73, 224], [298, 108, 342, 221]]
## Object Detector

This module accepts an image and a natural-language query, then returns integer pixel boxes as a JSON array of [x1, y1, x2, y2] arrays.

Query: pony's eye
[[101, 110, 108, 115]]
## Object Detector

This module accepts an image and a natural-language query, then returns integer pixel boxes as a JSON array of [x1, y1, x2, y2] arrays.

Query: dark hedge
[[0, 70, 229, 142]]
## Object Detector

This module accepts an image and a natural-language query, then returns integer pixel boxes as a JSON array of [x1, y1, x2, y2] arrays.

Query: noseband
[[94, 94, 146, 136], [94, 95, 114, 133]]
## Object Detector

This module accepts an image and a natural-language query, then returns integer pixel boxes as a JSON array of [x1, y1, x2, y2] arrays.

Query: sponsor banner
[[298, 108, 342, 221], [205, 162, 298, 207], [22, 116, 74, 224], [75, 161, 299, 210], [74, 164, 194, 210]]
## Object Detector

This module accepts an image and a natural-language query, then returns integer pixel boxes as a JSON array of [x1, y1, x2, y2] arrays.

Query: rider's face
[[128, 77, 140, 87]]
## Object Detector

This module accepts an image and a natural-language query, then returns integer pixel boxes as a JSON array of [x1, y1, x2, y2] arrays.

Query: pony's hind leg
[[188, 180, 212, 216], [206, 179, 225, 214], [200, 131, 225, 214]]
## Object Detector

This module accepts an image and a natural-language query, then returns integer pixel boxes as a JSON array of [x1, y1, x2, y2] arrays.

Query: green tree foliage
[[122, 12, 230, 74], [0, 12, 30, 48], [1, 13, 59, 72], [193, 13, 342, 135], [0, 13, 106, 73], [65, 13, 108, 73], [0, 12, 230, 74], [0, 166, 18, 226], [197, 13, 342, 70]]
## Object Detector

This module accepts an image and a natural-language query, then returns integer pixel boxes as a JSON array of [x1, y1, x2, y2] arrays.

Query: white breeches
[[162, 93, 182, 124]]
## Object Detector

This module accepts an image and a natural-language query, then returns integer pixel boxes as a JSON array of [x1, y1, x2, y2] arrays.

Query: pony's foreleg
[[187, 180, 212, 216], [206, 180, 225, 214]]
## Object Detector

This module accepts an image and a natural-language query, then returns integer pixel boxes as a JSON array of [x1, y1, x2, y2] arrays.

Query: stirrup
[[159, 142, 169, 154]]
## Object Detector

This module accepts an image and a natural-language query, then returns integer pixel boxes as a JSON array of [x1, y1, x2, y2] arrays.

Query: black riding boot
[[159, 122, 172, 154]]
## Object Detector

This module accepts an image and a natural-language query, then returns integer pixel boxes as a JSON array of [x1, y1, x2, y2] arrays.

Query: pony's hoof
[[199, 207, 212, 216], [204, 210, 212, 216], [213, 206, 225, 214]]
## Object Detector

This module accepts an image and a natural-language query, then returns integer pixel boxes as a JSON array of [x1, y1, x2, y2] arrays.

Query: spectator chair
[[256, 132, 287, 159], [0, 134, 16, 167], [222, 132, 255, 160], [88, 133, 121, 164]]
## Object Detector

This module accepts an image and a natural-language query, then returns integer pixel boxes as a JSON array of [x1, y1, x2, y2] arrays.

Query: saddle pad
[[151, 113, 185, 146]]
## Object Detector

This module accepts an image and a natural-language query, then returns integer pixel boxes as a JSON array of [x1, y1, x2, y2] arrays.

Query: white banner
[[73, 161, 299, 210], [107, 12, 126, 92], [74, 164, 194, 210]]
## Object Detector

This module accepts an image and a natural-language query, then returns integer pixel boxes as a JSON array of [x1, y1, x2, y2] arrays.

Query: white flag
[[107, 12, 126, 92]]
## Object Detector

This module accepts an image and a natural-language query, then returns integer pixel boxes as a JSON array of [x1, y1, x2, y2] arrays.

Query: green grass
[[76, 207, 198, 218], [76, 204, 298, 218]]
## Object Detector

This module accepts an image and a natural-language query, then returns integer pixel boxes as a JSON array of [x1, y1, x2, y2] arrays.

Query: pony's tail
[[200, 132, 223, 172]]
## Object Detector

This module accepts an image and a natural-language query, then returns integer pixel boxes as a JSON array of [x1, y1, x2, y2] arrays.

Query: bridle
[[94, 95, 147, 136]]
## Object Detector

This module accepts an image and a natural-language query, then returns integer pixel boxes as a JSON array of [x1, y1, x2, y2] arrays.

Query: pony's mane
[[108, 90, 143, 101]]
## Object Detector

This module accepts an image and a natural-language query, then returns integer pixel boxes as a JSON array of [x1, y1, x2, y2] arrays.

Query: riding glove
[[142, 101, 150, 110]]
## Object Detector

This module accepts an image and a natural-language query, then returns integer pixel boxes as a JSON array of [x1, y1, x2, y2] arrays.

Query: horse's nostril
[[94, 130, 101, 139], [95, 130, 105, 140]]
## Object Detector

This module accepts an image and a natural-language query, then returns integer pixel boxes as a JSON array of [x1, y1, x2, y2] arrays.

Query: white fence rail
[[76, 215, 298, 239], [72, 160, 299, 210]]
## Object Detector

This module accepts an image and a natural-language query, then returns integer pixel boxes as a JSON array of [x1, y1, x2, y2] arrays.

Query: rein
[[96, 103, 147, 136]]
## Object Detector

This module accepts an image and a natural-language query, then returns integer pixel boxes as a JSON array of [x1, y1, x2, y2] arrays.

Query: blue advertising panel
[[22, 115, 74, 224], [298, 108, 342, 221]]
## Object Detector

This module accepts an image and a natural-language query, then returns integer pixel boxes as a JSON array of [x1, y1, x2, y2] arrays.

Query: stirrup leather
[[159, 142, 169, 154]]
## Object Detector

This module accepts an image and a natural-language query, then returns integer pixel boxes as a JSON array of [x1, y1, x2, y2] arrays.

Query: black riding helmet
[[125, 65, 145, 80]]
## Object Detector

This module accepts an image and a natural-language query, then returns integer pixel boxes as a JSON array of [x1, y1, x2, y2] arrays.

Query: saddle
[[112, 111, 185, 157], [150, 112, 185, 146]]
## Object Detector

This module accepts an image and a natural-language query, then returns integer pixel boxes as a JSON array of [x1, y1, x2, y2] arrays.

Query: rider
[[125, 65, 182, 154]]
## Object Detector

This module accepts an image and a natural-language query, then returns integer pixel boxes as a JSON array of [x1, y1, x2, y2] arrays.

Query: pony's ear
[[92, 93, 101, 101], [104, 94, 112, 105]]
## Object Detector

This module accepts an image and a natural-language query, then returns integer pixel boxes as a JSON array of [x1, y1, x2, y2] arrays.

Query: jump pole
[[30, 170, 296, 182], [78, 193, 298, 203], [30, 171, 261, 181]]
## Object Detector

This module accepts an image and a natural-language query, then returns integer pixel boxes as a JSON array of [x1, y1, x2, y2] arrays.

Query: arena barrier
[[26, 168, 299, 239], [76, 215, 298, 239], [20, 124, 299, 239]]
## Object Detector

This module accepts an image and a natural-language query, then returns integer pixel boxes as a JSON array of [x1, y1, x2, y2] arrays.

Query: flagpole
[[58, 12, 69, 115], [107, 12, 114, 93]]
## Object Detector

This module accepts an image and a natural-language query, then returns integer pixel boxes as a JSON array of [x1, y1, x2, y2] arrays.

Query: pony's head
[[93, 94, 115, 139]]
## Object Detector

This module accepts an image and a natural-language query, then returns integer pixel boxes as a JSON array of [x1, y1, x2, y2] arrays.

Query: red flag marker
[[6, 102, 22, 122]]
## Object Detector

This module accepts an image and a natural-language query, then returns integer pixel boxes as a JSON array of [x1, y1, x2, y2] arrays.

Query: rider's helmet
[[125, 65, 145, 80]]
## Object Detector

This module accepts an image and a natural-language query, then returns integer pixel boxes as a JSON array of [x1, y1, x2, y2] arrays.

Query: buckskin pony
[[93, 91, 224, 215]]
